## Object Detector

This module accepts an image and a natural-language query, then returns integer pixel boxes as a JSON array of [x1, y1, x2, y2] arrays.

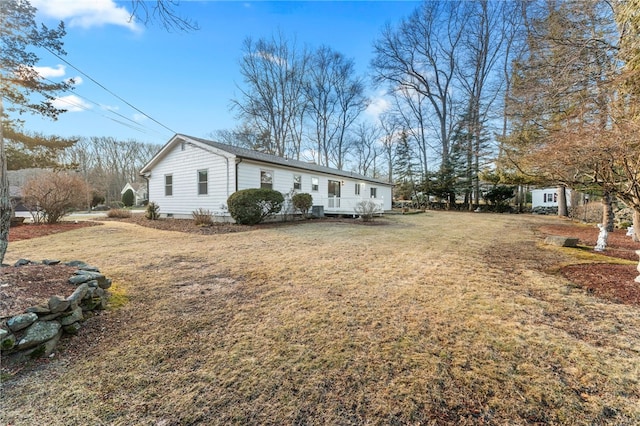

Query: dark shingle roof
[[182, 134, 392, 186]]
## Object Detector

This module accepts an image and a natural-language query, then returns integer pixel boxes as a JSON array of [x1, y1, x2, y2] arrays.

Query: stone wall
[[0, 260, 111, 366]]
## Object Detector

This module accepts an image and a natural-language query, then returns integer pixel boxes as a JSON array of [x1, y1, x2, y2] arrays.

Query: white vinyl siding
[[145, 136, 394, 219], [164, 175, 173, 196], [235, 160, 393, 212], [147, 141, 234, 217], [197, 169, 208, 195]]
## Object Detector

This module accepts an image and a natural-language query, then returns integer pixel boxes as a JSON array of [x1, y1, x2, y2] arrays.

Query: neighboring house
[[140, 134, 393, 220], [7, 168, 50, 211], [531, 187, 573, 208], [120, 182, 148, 206]]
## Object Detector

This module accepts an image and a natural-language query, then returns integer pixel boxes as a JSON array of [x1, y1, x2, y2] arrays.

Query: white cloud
[[32, 0, 141, 32], [365, 94, 390, 121], [33, 64, 66, 78], [51, 95, 92, 112], [132, 113, 148, 122]]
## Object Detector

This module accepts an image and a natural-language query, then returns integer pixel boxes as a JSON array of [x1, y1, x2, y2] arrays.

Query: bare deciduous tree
[[232, 32, 308, 160], [371, 1, 467, 176], [59, 136, 158, 204], [129, 0, 198, 32], [304, 46, 367, 170]]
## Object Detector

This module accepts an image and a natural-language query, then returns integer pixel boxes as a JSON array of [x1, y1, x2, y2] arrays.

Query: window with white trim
[[165, 174, 173, 196], [261, 170, 273, 189], [311, 177, 319, 191], [355, 183, 361, 196], [370, 187, 377, 198], [198, 169, 208, 195], [293, 174, 302, 190]]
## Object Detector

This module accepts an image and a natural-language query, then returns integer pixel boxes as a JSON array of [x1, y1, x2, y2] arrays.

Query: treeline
[[225, 0, 640, 232], [58, 137, 159, 205], [224, 1, 524, 206]]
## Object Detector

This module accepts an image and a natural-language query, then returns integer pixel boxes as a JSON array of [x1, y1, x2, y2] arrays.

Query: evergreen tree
[[1, 0, 72, 263], [393, 131, 417, 200]]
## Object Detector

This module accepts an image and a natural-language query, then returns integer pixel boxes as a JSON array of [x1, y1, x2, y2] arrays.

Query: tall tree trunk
[[633, 209, 640, 243], [0, 97, 12, 265], [557, 186, 568, 217], [602, 190, 615, 232]]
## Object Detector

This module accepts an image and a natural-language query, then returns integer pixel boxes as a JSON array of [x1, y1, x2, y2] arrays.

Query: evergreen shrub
[[227, 188, 284, 225]]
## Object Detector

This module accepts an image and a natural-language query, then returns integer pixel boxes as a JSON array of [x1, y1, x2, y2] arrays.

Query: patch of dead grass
[[1, 213, 639, 424]]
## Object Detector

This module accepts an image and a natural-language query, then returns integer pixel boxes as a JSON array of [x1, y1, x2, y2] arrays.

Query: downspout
[[235, 158, 242, 193], [141, 172, 151, 205], [224, 156, 229, 199]]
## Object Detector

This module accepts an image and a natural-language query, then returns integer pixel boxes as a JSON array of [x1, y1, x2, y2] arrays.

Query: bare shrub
[[292, 193, 313, 217], [192, 208, 213, 226], [146, 202, 160, 220], [107, 208, 131, 219], [354, 200, 382, 222], [23, 172, 90, 224]]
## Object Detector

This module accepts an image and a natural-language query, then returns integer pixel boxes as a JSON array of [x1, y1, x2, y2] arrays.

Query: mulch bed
[[537, 223, 640, 306]]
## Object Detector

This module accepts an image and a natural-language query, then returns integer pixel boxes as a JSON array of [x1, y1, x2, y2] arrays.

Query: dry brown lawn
[[1, 212, 640, 425]]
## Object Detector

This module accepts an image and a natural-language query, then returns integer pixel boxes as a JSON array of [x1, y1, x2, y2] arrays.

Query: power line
[[44, 77, 169, 138], [44, 46, 177, 135]]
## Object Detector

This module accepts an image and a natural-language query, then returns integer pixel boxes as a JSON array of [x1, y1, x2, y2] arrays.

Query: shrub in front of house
[[107, 208, 131, 219], [227, 188, 285, 225], [192, 208, 214, 226], [354, 200, 382, 222], [122, 189, 134, 207], [291, 193, 313, 217], [146, 202, 160, 220]]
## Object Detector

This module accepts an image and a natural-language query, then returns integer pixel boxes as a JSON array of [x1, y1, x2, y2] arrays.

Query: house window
[[261, 170, 273, 189], [544, 193, 556, 203], [355, 183, 361, 196], [293, 174, 302, 190], [181, 141, 186, 151], [165, 174, 173, 196], [198, 169, 208, 195], [370, 187, 377, 198], [311, 177, 319, 191]]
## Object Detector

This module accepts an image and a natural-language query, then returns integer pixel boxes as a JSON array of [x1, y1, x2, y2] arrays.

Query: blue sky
[[23, 0, 421, 145]]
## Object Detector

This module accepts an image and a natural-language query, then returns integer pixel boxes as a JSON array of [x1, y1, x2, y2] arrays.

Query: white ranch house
[[140, 134, 393, 220]]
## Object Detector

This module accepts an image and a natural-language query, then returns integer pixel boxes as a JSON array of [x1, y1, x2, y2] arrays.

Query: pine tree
[[1, 0, 72, 263]]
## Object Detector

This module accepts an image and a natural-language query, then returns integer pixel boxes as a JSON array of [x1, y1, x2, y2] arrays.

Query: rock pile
[[1, 260, 111, 366]]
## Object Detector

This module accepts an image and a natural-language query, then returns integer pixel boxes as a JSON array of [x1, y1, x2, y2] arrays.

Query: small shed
[[531, 187, 573, 208]]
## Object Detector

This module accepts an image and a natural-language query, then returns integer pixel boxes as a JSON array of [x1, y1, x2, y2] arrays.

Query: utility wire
[[44, 77, 168, 137], [44, 46, 177, 135]]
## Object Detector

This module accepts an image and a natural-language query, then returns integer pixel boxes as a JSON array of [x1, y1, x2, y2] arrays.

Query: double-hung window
[[293, 174, 302, 190], [165, 174, 173, 196], [198, 169, 208, 195], [311, 177, 319, 191], [261, 170, 273, 189], [355, 183, 361, 196], [370, 187, 377, 198]]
